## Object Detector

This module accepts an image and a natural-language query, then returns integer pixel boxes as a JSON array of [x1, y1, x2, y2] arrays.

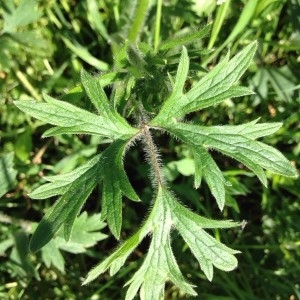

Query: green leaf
[[101, 140, 140, 239], [29, 157, 102, 252], [81, 69, 115, 118], [125, 235, 196, 300], [164, 121, 298, 187], [224, 0, 259, 47], [30, 138, 139, 250], [85, 0, 110, 42], [59, 212, 107, 251], [29, 154, 102, 199], [29, 140, 138, 251], [196, 119, 283, 139], [14, 94, 138, 139], [151, 42, 257, 125], [41, 239, 65, 273], [176, 219, 238, 281], [124, 188, 197, 300], [2, 0, 42, 33], [60, 72, 121, 103], [127, 0, 149, 43], [83, 227, 145, 284], [41, 212, 107, 273], [173, 158, 195, 176], [126, 44, 149, 77], [192, 146, 226, 210], [84, 187, 239, 299], [81, 69, 137, 133], [167, 189, 240, 281], [60, 36, 109, 71], [0, 152, 18, 198], [102, 175, 122, 239], [14, 127, 32, 162], [159, 24, 211, 51], [11, 231, 40, 280], [172, 46, 189, 98], [7, 32, 51, 54]]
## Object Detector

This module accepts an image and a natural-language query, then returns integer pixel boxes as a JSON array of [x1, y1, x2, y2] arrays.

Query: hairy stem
[[141, 124, 164, 187]]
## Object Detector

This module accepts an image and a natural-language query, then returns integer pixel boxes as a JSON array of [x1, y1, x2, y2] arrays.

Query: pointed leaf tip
[[152, 41, 258, 125]]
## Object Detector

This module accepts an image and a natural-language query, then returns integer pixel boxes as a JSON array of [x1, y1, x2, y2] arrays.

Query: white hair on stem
[[140, 123, 165, 189]]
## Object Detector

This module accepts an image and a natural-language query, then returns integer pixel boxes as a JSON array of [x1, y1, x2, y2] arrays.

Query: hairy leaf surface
[[84, 187, 240, 298], [163, 121, 298, 190], [151, 42, 257, 125], [29, 159, 102, 252], [14, 94, 138, 139]]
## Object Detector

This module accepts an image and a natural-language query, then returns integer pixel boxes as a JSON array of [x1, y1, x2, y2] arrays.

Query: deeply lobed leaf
[[14, 94, 138, 139], [100, 140, 140, 239], [13, 34, 298, 300], [29, 138, 139, 252], [163, 121, 298, 191], [192, 146, 226, 210], [151, 42, 257, 125], [84, 187, 240, 298], [29, 154, 102, 199], [29, 158, 102, 252], [41, 212, 107, 273]]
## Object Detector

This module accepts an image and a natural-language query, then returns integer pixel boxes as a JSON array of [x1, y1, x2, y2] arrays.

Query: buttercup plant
[[14, 40, 298, 299]]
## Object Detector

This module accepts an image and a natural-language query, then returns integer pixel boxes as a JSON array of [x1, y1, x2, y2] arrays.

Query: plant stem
[[15, 69, 42, 101], [141, 124, 164, 187]]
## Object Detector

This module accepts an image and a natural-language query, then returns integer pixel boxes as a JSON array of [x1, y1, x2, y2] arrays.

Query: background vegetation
[[0, 0, 299, 299]]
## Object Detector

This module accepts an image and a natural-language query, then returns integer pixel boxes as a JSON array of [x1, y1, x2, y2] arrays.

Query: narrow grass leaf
[[60, 36, 109, 71], [159, 24, 211, 51], [127, 0, 149, 43], [224, 0, 259, 45], [208, 0, 231, 49], [86, 0, 110, 42]]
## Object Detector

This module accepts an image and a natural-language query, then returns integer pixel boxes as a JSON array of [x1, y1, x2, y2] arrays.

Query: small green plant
[[14, 40, 298, 299]]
